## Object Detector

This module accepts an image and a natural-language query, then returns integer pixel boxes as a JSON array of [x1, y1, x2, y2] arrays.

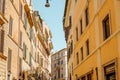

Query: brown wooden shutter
[[0, 30, 4, 53], [19, 58, 22, 76]]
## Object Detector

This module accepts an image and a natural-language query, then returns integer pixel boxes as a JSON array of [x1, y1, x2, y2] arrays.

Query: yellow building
[[63, 0, 120, 80]]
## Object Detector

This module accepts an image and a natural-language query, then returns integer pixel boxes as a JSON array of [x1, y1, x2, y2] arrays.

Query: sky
[[32, 0, 66, 53]]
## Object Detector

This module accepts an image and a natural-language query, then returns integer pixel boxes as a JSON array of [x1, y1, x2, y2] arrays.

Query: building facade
[[51, 48, 68, 80], [0, 0, 53, 80], [63, 0, 120, 80]]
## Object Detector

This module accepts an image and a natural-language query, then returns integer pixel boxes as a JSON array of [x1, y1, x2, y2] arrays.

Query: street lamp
[[45, 0, 50, 7]]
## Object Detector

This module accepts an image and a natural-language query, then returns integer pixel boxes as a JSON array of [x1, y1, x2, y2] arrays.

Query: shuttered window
[[8, 48, 12, 72], [0, 30, 4, 53], [20, 2, 23, 18], [19, 58, 22, 76], [104, 62, 116, 80], [0, 0, 5, 14], [24, 13, 27, 30], [20, 31, 22, 47], [23, 43, 26, 59], [9, 16, 13, 36]]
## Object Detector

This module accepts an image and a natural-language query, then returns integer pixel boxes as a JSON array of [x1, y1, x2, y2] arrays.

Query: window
[[61, 74, 63, 78], [37, 53, 39, 63], [19, 58, 22, 76], [23, 43, 26, 59], [41, 58, 43, 67], [80, 47, 83, 60], [54, 63, 56, 67], [9, 16, 13, 36], [29, 53, 31, 66], [24, 13, 27, 29], [76, 52, 79, 64], [81, 76, 86, 80], [80, 19, 83, 34], [58, 69, 60, 78], [69, 16, 72, 28], [85, 7, 89, 26], [58, 60, 60, 65], [102, 14, 110, 40], [0, 30, 4, 53], [20, 2, 23, 18], [87, 73, 92, 80], [0, 0, 5, 14], [86, 39, 90, 55], [70, 40, 73, 54], [20, 31, 22, 47], [7, 48, 12, 72], [35, 52, 36, 61], [76, 27, 78, 41], [30, 29, 33, 40], [104, 62, 116, 80], [61, 60, 63, 64]]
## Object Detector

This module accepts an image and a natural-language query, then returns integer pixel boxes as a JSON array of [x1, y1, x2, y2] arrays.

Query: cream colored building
[[0, 0, 53, 80], [63, 0, 120, 80], [32, 11, 53, 80], [0, 0, 7, 80], [51, 48, 68, 80]]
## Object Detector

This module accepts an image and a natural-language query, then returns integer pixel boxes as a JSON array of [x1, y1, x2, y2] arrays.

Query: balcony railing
[[37, 29, 50, 55]]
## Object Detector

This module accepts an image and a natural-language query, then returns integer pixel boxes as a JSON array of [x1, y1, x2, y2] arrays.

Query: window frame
[[102, 14, 111, 41]]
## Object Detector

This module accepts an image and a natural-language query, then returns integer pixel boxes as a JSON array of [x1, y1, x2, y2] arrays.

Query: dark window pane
[[86, 39, 90, 55], [80, 47, 83, 60], [80, 19, 83, 34], [76, 27, 78, 41], [0, 30, 4, 53], [85, 7, 89, 26], [76, 52, 79, 64], [102, 14, 110, 40]]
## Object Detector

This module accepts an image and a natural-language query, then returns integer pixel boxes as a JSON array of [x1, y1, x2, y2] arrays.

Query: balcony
[[37, 29, 46, 50], [24, 4, 33, 27], [37, 29, 50, 55]]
